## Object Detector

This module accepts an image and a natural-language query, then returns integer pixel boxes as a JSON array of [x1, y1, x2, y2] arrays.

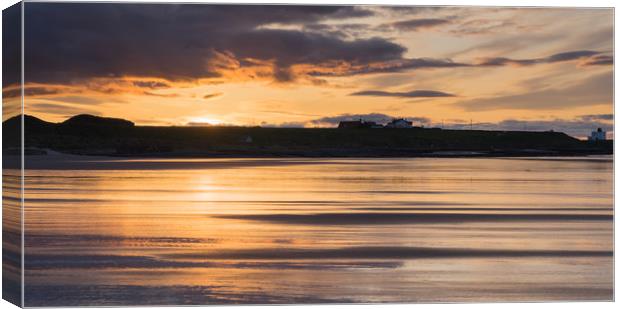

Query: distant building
[[588, 128, 607, 141], [338, 119, 382, 129], [385, 118, 413, 128]]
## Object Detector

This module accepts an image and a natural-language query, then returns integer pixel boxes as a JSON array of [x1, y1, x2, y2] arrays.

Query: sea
[[8, 155, 613, 305]]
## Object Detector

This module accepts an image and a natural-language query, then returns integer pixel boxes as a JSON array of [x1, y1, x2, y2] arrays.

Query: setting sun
[[187, 117, 224, 126]]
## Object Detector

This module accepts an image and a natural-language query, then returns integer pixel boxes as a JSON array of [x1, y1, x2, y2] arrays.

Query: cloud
[[476, 57, 539, 66], [261, 121, 308, 128], [24, 3, 394, 85], [380, 18, 451, 31], [27, 102, 102, 116], [300, 23, 373, 40], [456, 71, 612, 111], [448, 31, 563, 60], [309, 113, 430, 127], [131, 81, 170, 89], [450, 19, 514, 35], [2, 3, 21, 88], [3, 86, 65, 98], [578, 114, 613, 121], [547, 50, 601, 62], [267, 112, 612, 138], [309, 49, 606, 77], [203, 92, 223, 100], [305, 112, 612, 138], [16, 78, 199, 103], [309, 58, 469, 77], [350, 90, 455, 98], [445, 117, 613, 139], [579, 54, 613, 66], [380, 6, 447, 16], [44, 96, 104, 105], [477, 50, 607, 67], [19, 2, 614, 98], [186, 122, 215, 127], [227, 30, 406, 67]]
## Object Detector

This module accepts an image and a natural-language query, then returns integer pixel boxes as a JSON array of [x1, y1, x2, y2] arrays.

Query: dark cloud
[[309, 58, 469, 76], [444, 118, 613, 139], [476, 57, 539, 66], [350, 58, 469, 75], [3, 86, 65, 99], [547, 50, 600, 62], [203, 92, 223, 100], [227, 30, 406, 67], [2, 3, 21, 88], [305, 113, 614, 138], [578, 114, 613, 121], [579, 54, 613, 66], [382, 18, 451, 31], [132, 81, 170, 89], [477, 50, 604, 66], [273, 65, 296, 83], [24, 3, 392, 84], [381, 6, 446, 15], [186, 122, 215, 127], [20, 3, 614, 88], [302, 23, 371, 39], [301, 23, 349, 39], [456, 71, 612, 111], [350, 90, 455, 98], [310, 113, 430, 126]]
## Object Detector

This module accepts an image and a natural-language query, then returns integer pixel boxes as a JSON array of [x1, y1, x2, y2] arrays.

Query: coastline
[[17, 146, 614, 158], [9, 148, 612, 171], [3, 114, 612, 161]]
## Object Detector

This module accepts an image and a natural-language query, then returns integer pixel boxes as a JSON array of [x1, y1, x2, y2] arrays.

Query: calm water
[[22, 156, 613, 306]]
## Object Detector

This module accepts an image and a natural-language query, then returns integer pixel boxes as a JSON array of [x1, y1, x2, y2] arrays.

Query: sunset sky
[[4, 3, 614, 137]]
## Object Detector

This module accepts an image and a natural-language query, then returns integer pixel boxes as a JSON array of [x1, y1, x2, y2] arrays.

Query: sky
[[3, 3, 614, 138]]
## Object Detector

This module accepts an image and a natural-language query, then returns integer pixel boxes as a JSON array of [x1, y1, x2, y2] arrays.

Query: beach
[[18, 155, 613, 305]]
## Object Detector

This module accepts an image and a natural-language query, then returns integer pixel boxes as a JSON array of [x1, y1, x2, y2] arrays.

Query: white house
[[588, 128, 606, 141], [385, 118, 413, 128]]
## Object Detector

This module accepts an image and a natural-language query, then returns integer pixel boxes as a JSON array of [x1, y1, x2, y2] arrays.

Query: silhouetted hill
[[3, 114, 54, 132], [3, 115, 55, 149], [56, 114, 135, 137], [61, 114, 134, 128], [2, 114, 612, 157]]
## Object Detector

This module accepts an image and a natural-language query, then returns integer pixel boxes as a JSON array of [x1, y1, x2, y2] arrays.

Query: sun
[[188, 117, 223, 126]]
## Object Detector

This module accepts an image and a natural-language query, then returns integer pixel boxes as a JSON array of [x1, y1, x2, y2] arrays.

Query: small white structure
[[385, 118, 413, 128], [588, 128, 606, 141]]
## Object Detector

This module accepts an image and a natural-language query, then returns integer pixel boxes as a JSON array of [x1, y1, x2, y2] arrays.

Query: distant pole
[[470, 119, 472, 130]]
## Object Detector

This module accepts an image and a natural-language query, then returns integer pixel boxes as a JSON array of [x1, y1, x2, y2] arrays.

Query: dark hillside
[[4, 114, 612, 157], [61, 114, 134, 128]]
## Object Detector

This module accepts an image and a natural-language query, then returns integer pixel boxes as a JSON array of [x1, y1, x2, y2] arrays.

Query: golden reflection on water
[[23, 157, 612, 305]]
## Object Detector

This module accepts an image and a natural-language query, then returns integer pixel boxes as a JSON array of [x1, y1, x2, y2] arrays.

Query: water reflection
[[24, 156, 613, 306]]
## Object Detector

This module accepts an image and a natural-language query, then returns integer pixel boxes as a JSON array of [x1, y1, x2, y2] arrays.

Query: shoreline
[[4, 114, 612, 161], [4, 149, 612, 171], [24, 148, 614, 159]]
